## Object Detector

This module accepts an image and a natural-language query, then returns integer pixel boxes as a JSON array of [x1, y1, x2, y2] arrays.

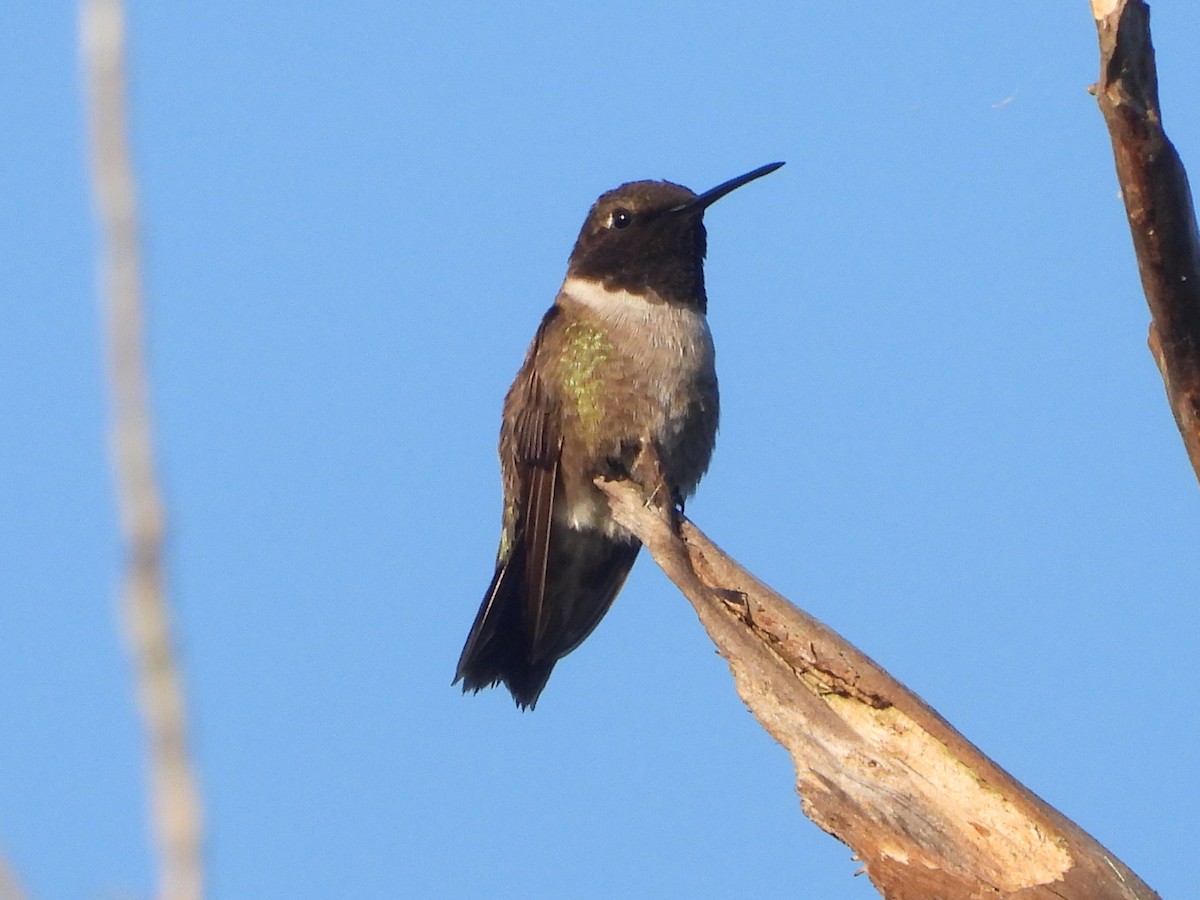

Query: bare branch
[[597, 477, 1160, 899], [0, 852, 27, 900], [80, 1, 204, 898], [1092, 0, 1200, 483]]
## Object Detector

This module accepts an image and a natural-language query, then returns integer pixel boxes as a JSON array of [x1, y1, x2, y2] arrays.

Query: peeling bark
[[597, 478, 1160, 900]]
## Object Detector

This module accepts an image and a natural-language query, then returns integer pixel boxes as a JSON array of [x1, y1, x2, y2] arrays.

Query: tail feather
[[454, 550, 554, 710], [455, 530, 641, 710]]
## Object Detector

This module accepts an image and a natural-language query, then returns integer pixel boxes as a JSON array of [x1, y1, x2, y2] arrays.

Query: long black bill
[[676, 161, 785, 214]]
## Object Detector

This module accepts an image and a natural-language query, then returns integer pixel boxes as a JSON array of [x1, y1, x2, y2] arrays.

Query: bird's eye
[[610, 209, 633, 229]]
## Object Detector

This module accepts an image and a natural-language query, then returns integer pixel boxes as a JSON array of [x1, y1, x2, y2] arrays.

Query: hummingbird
[[454, 161, 784, 709]]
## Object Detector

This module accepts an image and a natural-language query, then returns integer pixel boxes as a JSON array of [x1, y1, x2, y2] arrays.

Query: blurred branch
[[597, 477, 1160, 899], [0, 852, 26, 900], [80, 2, 204, 899], [1091, 0, 1200, 483]]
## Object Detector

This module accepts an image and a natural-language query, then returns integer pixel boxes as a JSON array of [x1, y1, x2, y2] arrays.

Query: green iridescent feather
[[558, 321, 612, 445]]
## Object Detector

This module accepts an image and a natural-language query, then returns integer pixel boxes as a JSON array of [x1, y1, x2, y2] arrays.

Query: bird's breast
[[555, 278, 719, 526]]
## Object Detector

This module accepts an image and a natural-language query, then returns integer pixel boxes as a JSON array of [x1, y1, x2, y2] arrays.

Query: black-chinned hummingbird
[[454, 161, 784, 709]]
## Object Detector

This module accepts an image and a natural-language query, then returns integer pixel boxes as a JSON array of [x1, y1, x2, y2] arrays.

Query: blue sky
[[3, 3, 1198, 898]]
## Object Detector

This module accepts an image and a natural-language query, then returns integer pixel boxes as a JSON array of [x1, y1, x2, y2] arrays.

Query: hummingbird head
[[566, 162, 784, 309]]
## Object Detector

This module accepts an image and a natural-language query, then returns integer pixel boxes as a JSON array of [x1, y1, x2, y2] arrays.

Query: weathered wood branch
[[597, 478, 1160, 900], [1092, 0, 1200, 483], [81, 1, 204, 898]]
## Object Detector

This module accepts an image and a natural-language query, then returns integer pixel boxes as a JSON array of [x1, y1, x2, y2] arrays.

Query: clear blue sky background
[[2, 4, 1198, 898]]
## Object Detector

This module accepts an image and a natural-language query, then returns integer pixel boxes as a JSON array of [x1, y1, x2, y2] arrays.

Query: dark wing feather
[[454, 308, 563, 708], [452, 550, 523, 688], [507, 308, 564, 653], [523, 448, 559, 651]]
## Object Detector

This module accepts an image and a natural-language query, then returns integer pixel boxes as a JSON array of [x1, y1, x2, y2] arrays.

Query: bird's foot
[[629, 441, 684, 534]]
